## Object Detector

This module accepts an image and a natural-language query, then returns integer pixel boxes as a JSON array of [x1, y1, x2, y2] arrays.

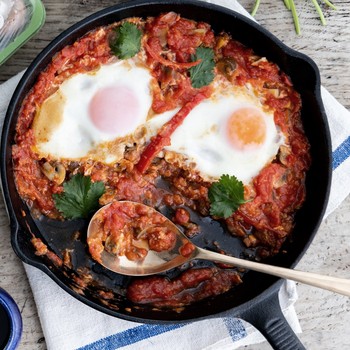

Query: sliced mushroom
[[278, 145, 291, 166], [192, 28, 206, 35], [243, 234, 258, 248], [105, 233, 127, 256], [132, 238, 150, 251], [251, 57, 268, 66], [40, 161, 66, 185], [266, 88, 281, 98], [216, 57, 237, 79], [215, 33, 230, 50], [263, 82, 288, 99]]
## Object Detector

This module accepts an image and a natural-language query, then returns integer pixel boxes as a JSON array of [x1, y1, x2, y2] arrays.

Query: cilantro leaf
[[208, 174, 248, 219], [110, 22, 142, 59], [53, 174, 105, 219], [189, 47, 215, 88]]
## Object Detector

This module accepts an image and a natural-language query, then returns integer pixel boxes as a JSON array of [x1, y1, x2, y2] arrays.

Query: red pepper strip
[[144, 41, 201, 69], [136, 93, 207, 173]]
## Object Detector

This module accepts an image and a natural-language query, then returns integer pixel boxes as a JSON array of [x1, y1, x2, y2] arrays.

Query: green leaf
[[53, 174, 105, 219], [110, 22, 142, 59], [208, 174, 248, 219], [189, 47, 215, 88]]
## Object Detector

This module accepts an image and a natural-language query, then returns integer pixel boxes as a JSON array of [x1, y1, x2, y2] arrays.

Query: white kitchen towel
[[1, 0, 350, 349]]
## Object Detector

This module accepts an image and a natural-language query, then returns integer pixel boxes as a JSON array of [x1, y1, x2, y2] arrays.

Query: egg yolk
[[89, 86, 141, 135], [226, 107, 267, 150]]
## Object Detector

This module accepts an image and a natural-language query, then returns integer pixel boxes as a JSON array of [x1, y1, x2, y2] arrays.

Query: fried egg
[[32, 59, 154, 163], [33, 59, 284, 185], [146, 90, 285, 184]]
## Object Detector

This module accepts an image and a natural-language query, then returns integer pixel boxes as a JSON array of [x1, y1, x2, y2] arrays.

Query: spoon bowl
[[87, 201, 350, 297]]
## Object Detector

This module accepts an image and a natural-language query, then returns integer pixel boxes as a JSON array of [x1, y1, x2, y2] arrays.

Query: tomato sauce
[[127, 267, 242, 308], [12, 13, 310, 308], [88, 201, 178, 263]]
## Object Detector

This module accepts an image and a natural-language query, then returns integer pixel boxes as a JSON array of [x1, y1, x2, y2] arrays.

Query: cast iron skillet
[[0, 1, 332, 349]]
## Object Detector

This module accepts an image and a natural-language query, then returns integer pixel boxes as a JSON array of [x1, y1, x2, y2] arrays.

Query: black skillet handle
[[239, 290, 305, 350]]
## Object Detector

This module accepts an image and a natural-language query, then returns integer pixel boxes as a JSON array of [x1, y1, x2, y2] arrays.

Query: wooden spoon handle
[[196, 248, 350, 297]]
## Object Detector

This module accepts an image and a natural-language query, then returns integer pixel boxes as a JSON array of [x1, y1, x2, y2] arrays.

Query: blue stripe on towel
[[223, 317, 247, 341], [78, 317, 248, 350], [332, 136, 350, 170], [77, 323, 188, 350]]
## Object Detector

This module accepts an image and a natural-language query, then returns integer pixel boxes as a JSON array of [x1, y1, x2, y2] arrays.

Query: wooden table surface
[[0, 1, 349, 349]]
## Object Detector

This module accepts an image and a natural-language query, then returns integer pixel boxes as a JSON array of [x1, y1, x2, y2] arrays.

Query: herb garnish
[[208, 174, 248, 219], [110, 22, 142, 59], [53, 174, 105, 219], [189, 47, 215, 88]]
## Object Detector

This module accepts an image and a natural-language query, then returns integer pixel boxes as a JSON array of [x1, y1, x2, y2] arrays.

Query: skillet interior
[[0, 0, 331, 322]]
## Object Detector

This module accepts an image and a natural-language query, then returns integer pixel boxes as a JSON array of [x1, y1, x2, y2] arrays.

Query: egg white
[[32, 59, 154, 162], [146, 91, 285, 184]]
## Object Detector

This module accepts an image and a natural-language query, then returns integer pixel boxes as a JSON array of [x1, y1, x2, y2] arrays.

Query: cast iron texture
[[0, 1, 332, 349]]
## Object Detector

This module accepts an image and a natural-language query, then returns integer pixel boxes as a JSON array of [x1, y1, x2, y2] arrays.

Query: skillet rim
[[0, 0, 332, 323]]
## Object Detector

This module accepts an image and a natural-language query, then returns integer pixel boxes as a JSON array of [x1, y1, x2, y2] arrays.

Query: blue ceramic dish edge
[[0, 287, 22, 350]]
